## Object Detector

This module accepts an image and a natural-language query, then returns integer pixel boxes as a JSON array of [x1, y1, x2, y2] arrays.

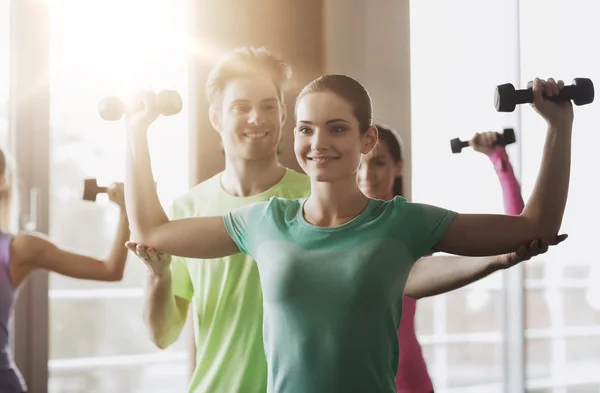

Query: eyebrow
[[298, 119, 349, 125], [230, 97, 278, 106]]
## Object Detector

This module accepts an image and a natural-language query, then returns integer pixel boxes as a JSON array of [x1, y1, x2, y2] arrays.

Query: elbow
[[520, 212, 561, 239], [131, 226, 163, 249], [148, 330, 175, 350], [107, 269, 125, 282], [150, 336, 172, 350], [403, 286, 426, 300]]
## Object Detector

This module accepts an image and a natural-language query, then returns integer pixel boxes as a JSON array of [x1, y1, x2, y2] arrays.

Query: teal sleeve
[[222, 201, 268, 257], [400, 199, 458, 259]]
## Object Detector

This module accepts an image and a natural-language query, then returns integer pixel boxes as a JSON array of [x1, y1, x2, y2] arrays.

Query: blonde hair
[[0, 149, 19, 233], [205, 46, 292, 106]]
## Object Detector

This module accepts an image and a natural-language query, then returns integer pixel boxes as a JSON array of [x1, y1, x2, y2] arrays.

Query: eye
[[233, 104, 251, 113], [331, 125, 347, 133], [298, 126, 312, 135], [263, 103, 277, 111]]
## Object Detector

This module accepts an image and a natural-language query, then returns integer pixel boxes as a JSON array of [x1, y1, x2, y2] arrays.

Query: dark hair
[[295, 74, 373, 132], [375, 124, 404, 197], [206, 46, 292, 106]]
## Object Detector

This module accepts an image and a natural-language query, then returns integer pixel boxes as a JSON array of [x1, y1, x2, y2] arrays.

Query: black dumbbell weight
[[495, 78, 594, 112]]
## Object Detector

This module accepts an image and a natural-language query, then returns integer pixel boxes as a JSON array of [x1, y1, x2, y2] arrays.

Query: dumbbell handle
[[511, 84, 580, 105], [98, 90, 182, 121]]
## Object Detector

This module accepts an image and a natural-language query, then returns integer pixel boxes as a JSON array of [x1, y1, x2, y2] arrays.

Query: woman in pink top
[[358, 125, 566, 393]]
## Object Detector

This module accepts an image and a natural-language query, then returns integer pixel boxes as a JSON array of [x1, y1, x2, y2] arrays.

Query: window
[[411, 1, 600, 392], [47, 0, 190, 391], [0, 0, 9, 150], [410, 1, 521, 392], [520, 1, 600, 391]]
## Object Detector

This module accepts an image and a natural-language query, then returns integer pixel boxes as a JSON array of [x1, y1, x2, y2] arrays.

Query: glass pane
[[50, 297, 187, 359], [565, 336, 600, 380], [446, 289, 502, 334], [49, 361, 188, 393], [566, 384, 600, 393], [410, 0, 519, 389], [446, 343, 502, 387], [525, 289, 552, 330], [48, 0, 189, 390], [0, 0, 9, 149], [520, 0, 600, 388], [563, 289, 600, 327], [525, 338, 553, 380]]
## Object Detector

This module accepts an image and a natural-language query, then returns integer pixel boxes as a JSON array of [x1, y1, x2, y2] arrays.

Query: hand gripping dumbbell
[[450, 128, 516, 154], [495, 78, 594, 112], [98, 90, 183, 121], [83, 178, 107, 202]]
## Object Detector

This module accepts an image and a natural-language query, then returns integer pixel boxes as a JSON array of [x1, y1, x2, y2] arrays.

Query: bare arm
[[143, 268, 190, 349], [434, 78, 573, 257], [125, 242, 191, 349], [124, 92, 239, 258], [404, 235, 566, 299], [12, 209, 130, 283]]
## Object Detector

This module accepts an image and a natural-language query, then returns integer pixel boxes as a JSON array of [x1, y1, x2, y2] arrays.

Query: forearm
[[405, 255, 502, 299], [488, 148, 525, 215], [103, 212, 130, 281], [125, 131, 169, 243], [143, 270, 186, 349], [521, 122, 572, 236]]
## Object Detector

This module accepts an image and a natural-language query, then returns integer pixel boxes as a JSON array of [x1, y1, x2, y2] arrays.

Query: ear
[[360, 125, 379, 155], [209, 105, 221, 133], [280, 102, 287, 127], [395, 159, 404, 177]]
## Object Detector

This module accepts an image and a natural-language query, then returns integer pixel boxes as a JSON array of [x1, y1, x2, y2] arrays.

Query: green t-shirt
[[223, 196, 456, 393], [169, 168, 310, 393]]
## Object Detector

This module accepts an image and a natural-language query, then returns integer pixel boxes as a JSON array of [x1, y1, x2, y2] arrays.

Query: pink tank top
[[395, 147, 524, 392]]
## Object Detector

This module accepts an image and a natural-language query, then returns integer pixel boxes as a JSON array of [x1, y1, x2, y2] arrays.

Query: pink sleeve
[[488, 147, 525, 216]]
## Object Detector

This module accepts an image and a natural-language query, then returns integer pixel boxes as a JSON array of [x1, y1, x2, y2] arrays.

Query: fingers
[[547, 77, 559, 96], [531, 77, 561, 100], [553, 233, 569, 245], [484, 131, 496, 147], [469, 131, 497, 152], [125, 241, 137, 252], [468, 132, 481, 147], [147, 247, 170, 263]]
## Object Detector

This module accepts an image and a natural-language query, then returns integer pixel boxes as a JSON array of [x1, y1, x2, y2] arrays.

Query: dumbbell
[[98, 90, 183, 121], [450, 128, 516, 154], [495, 78, 594, 112], [83, 178, 107, 202]]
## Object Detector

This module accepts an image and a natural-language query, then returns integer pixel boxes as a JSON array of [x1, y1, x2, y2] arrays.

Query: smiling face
[[211, 75, 286, 161], [294, 91, 377, 183]]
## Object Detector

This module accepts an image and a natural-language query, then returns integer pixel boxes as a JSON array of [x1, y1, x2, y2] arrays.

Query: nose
[[247, 107, 264, 126], [311, 128, 330, 151]]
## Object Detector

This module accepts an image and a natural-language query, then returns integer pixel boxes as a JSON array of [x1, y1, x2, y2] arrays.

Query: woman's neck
[[304, 177, 369, 227]]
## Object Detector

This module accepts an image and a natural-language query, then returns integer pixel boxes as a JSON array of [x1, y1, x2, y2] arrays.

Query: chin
[[242, 146, 279, 161]]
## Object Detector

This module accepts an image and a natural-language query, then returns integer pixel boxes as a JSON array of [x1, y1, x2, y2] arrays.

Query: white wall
[[323, 0, 413, 200]]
